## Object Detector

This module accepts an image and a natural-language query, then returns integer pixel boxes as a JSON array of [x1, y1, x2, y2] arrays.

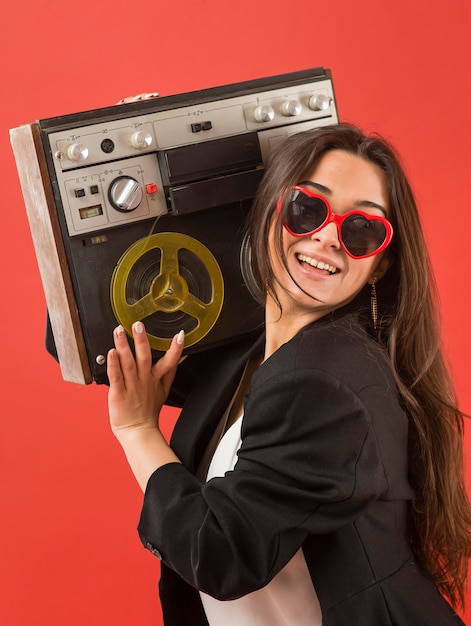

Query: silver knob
[[130, 130, 153, 150], [254, 105, 275, 123], [108, 176, 143, 212], [281, 99, 302, 117], [308, 94, 333, 111], [66, 143, 89, 162]]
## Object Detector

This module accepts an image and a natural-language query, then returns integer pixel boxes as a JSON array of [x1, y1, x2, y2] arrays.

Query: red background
[[1, 1, 470, 624]]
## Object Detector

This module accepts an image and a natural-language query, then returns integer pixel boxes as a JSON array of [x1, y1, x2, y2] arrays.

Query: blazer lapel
[[170, 332, 265, 473]]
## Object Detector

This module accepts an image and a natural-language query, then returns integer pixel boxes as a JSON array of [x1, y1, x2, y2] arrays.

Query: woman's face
[[267, 149, 391, 325]]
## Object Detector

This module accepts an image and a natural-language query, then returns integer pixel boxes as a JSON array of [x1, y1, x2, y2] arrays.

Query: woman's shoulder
[[300, 314, 380, 353], [262, 315, 392, 389]]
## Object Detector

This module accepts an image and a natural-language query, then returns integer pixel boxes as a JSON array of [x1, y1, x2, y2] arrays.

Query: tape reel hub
[[150, 271, 189, 313]]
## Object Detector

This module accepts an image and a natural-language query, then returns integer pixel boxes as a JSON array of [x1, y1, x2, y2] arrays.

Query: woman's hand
[[107, 321, 184, 490], [116, 92, 159, 105], [107, 322, 184, 436]]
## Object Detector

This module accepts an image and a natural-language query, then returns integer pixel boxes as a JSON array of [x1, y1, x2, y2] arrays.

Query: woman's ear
[[368, 253, 391, 285]]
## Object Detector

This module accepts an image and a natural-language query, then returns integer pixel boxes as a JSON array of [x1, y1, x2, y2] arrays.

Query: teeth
[[297, 254, 337, 274]]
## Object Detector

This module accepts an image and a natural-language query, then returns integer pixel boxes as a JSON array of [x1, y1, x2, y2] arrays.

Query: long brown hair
[[248, 123, 471, 608]]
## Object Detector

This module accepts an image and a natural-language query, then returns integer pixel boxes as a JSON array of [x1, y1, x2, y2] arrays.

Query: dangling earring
[[370, 277, 378, 330]]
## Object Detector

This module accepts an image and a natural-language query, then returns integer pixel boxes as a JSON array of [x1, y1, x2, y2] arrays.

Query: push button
[[146, 183, 158, 194], [74, 188, 86, 198], [191, 120, 212, 133]]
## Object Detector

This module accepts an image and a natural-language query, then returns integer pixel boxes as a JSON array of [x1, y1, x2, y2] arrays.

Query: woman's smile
[[296, 252, 338, 275]]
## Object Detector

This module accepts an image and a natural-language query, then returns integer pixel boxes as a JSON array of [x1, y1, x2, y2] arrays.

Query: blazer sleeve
[[138, 365, 388, 601]]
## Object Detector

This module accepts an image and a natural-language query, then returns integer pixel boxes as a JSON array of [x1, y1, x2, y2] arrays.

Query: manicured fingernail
[[134, 321, 144, 334], [177, 330, 185, 345], [116, 325, 125, 337]]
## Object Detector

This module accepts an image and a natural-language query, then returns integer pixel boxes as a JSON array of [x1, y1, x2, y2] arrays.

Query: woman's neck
[[263, 296, 327, 361]]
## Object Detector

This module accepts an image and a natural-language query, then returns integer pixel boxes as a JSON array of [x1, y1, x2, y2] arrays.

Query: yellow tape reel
[[111, 232, 224, 351]]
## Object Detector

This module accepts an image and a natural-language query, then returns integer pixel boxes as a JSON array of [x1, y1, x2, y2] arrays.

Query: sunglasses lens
[[286, 191, 328, 235], [341, 214, 387, 257]]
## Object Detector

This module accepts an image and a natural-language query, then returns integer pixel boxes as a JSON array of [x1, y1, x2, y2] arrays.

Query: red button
[[146, 183, 158, 194]]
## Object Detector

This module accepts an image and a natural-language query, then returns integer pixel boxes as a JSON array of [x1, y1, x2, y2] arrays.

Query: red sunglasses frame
[[276, 185, 394, 259]]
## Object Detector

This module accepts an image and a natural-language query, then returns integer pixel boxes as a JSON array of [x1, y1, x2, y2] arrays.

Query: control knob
[[108, 176, 143, 212], [66, 143, 89, 163], [130, 130, 153, 150], [309, 94, 333, 111], [253, 105, 275, 123], [281, 99, 302, 117]]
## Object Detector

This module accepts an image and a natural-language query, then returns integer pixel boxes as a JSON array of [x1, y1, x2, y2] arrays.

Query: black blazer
[[137, 315, 464, 625]]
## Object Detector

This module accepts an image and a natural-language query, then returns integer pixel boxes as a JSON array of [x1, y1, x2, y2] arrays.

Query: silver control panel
[[49, 77, 337, 236]]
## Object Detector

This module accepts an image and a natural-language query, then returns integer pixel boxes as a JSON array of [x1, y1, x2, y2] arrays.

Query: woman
[[107, 124, 471, 625]]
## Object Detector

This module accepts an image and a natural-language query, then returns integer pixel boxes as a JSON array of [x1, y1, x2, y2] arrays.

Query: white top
[[201, 417, 322, 625]]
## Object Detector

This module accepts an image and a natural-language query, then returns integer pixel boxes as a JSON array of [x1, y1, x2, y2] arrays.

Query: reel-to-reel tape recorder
[[11, 67, 338, 384]]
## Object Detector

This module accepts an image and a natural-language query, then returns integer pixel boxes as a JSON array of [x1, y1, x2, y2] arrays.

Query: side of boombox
[[10, 67, 338, 385]]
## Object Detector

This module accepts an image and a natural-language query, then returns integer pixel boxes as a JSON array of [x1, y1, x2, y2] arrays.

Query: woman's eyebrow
[[301, 180, 331, 195], [354, 199, 387, 216], [302, 180, 387, 217]]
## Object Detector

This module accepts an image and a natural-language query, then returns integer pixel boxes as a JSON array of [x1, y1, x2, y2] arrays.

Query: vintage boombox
[[10, 67, 338, 385]]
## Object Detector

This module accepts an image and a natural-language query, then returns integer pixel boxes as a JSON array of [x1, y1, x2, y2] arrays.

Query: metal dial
[[66, 143, 89, 162], [108, 176, 143, 212], [281, 99, 302, 117], [130, 131, 153, 149], [253, 105, 275, 123], [308, 94, 333, 111]]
